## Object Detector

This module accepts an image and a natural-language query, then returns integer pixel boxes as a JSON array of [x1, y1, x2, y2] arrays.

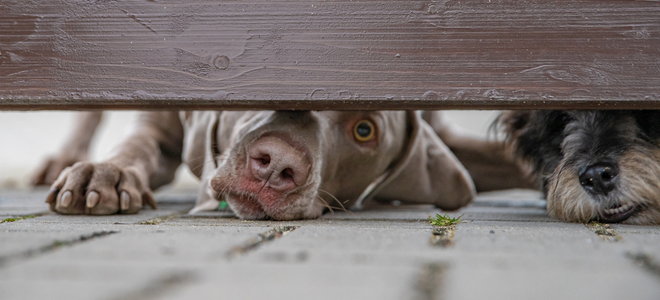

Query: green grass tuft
[[428, 214, 461, 227], [1, 215, 37, 224]]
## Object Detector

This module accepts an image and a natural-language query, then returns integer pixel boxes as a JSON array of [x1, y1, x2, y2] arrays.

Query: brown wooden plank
[[1, 0, 659, 110]]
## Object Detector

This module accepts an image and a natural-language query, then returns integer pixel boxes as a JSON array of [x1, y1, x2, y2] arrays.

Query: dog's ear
[[498, 110, 568, 188], [370, 112, 476, 211], [182, 112, 223, 214], [500, 110, 567, 160], [181, 111, 222, 179], [498, 110, 533, 141]]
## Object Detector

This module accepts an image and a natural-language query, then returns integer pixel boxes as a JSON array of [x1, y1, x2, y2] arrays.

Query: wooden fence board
[[1, 0, 659, 109]]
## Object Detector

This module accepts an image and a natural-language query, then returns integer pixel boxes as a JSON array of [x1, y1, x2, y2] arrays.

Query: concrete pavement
[[1, 188, 658, 300]]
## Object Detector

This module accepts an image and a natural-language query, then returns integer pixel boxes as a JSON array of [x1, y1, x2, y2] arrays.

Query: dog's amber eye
[[353, 120, 376, 142]]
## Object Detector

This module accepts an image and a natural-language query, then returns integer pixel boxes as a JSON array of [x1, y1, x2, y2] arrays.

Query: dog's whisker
[[318, 189, 347, 213], [315, 195, 334, 214]]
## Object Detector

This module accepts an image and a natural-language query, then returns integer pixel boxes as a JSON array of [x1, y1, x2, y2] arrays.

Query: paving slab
[[446, 220, 660, 300], [0, 189, 50, 216], [1, 189, 658, 300], [0, 223, 268, 300], [162, 263, 422, 300]]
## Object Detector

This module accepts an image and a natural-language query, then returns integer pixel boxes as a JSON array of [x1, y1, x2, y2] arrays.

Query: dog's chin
[[547, 186, 660, 225], [547, 184, 660, 224], [226, 193, 268, 220], [607, 205, 660, 225], [598, 202, 660, 224], [225, 192, 323, 221], [548, 189, 660, 224]]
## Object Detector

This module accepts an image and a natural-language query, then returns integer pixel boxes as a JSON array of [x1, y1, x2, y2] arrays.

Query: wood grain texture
[[1, 0, 659, 109]]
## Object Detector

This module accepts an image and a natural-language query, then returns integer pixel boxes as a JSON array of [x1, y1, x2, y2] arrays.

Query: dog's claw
[[86, 191, 100, 208], [59, 191, 72, 208], [120, 191, 130, 211], [45, 189, 57, 204], [145, 193, 157, 209]]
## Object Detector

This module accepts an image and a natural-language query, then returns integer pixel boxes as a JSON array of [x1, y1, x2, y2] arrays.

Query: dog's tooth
[[608, 204, 635, 214], [604, 204, 632, 215]]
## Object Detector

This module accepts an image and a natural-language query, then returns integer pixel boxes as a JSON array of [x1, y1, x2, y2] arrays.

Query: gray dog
[[498, 110, 659, 225], [38, 111, 479, 220]]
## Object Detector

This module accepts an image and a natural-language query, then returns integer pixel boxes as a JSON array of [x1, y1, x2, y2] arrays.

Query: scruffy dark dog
[[499, 110, 659, 224]]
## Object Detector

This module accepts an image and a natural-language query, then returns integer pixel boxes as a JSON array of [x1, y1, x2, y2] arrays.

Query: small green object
[[1, 215, 37, 224], [218, 201, 229, 210], [428, 214, 461, 227]]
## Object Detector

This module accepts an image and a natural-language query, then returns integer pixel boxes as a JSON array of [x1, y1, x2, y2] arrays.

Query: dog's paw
[[31, 154, 83, 186], [46, 162, 156, 215]]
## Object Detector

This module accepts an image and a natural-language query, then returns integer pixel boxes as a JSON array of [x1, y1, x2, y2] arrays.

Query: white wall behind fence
[[0, 111, 498, 189]]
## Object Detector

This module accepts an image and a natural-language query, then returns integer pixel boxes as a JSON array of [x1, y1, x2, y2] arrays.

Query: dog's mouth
[[223, 187, 311, 220], [225, 191, 269, 219], [599, 203, 641, 223]]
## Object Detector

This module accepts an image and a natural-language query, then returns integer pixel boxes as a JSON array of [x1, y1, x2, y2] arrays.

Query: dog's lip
[[224, 189, 297, 218], [599, 203, 640, 223], [225, 191, 266, 215]]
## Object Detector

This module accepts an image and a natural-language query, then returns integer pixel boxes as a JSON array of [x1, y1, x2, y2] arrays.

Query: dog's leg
[[31, 111, 103, 186], [46, 112, 184, 215], [422, 111, 536, 192]]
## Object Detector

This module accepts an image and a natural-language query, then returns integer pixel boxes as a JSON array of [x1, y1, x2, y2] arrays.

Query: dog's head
[[187, 111, 474, 220], [500, 110, 659, 224]]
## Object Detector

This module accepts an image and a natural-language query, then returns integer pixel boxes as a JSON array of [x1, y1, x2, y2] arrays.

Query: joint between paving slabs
[[413, 261, 448, 300], [0, 230, 118, 267], [110, 271, 198, 300], [225, 226, 298, 259], [136, 213, 181, 225], [113, 210, 188, 225], [429, 226, 457, 247], [0, 213, 46, 224], [585, 222, 622, 241], [625, 252, 660, 280]]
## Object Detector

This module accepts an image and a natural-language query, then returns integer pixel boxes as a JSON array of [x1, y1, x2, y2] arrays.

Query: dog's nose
[[579, 163, 618, 195], [248, 136, 310, 192]]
